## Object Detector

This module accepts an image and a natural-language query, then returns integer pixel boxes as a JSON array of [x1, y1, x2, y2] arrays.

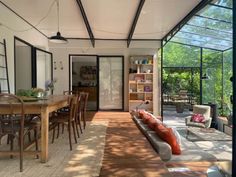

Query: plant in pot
[[176, 102, 185, 113]]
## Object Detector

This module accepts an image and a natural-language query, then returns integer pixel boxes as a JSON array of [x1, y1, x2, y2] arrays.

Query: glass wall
[[202, 49, 223, 108], [162, 42, 201, 106], [222, 49, 233, 116], [163, 42, 200, 67]]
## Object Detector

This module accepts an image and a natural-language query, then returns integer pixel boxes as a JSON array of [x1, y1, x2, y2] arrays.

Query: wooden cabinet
[[128, 55, 153, 112], [72, 86, 97, 101]]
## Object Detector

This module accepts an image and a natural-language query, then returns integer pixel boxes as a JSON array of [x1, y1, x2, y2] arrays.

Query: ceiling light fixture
[[49, 0, 68, 44]]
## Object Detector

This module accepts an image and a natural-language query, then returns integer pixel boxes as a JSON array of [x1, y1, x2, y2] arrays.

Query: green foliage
[[16, 89, 37, 97], [163, 42, 200, 67], [163, 43, 232, 116]]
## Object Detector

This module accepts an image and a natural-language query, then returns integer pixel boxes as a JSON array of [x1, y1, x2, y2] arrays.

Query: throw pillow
[[142, 114, 152, 124], [154, 124, 181, 155], [146, 112, 162, 124], [191, 114, 205, 123], [138, 110, 146, 119], [147, 117, 158, 130], [171, 128, 182, 146]]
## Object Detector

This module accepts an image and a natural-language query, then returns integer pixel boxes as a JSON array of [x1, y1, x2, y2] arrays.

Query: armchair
[[185, 105, 212, 128]]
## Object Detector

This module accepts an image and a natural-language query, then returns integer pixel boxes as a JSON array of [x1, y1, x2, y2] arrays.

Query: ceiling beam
[[66, 38, 161, 41], [162, 0, 212, 45], [75, 0, 95, 47], [127, 0, 145, 48]]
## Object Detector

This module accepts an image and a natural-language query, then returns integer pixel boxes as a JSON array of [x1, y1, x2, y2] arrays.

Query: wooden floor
[[89, 111, 218, 177], [0, 111, 219, 177]]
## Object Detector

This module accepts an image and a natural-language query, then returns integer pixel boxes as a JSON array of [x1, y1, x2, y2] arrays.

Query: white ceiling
[[1, 0, 201, 40]]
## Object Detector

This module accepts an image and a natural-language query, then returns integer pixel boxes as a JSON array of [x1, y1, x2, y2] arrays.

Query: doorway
[[69, 55, 98, 111], [69, 55, 124, 111], [98, 56, 124, 110]]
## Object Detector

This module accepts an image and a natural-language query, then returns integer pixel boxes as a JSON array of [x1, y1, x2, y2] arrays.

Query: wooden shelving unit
[[128, 55, 153, 112]]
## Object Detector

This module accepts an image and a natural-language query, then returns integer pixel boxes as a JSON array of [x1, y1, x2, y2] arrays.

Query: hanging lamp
[[49, 0, 68, 44]]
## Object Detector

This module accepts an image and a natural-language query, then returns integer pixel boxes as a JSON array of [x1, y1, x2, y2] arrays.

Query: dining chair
[[50, 95, 79, 150], [62, 90, 83, 135], [0, 93, 40, 172], [79, 92, 89, 129]]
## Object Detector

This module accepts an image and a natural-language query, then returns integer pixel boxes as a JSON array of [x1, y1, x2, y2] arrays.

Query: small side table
[[223, 124, 232, 136]]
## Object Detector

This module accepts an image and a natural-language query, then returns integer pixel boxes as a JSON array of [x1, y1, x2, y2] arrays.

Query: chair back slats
[[68, 95, 79, 122], [0, 93, 25, 134], [80, 92, 89, 111]]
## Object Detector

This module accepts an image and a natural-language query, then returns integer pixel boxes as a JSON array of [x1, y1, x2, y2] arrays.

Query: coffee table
[[187, 127, 232, 141]]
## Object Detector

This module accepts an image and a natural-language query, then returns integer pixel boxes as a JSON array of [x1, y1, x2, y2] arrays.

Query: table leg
[[40, 108, 49, 163]]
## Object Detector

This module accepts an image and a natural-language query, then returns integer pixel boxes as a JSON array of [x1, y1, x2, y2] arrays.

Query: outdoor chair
[[0, 93, 40, 172], [185, 105, 212, 129]]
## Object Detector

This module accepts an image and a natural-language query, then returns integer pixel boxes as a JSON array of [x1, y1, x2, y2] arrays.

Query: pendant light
[[49, 0, 68, 44]]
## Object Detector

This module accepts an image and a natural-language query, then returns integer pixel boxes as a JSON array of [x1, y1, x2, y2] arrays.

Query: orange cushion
[[139, 110, 146, 119], [147, 118, 158, 130], [154, 124, 181, 155], [142, 114, 152, 124]]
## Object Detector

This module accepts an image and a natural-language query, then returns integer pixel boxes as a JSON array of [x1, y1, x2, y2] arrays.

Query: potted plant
[[176, 102, 184, 113]]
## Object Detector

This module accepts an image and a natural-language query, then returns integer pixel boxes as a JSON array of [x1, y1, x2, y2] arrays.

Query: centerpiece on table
[[16, 88, 45, 101]]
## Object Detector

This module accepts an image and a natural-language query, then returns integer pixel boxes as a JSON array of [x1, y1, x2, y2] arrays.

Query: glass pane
[[222, 49, 232, 116], [171, 36, 230, 51], [99, 56, 123, 109], [15, 39, 32, 91], [188, 15, 232, 33], [176, 31, 232, 47], [36, 50, 52, 91], [198, 4, 232, 23], [202, 49, 223, 109], [163, 42, 200, 67], [182, 24, 232, 41], [163, 68, 200, 104], [214, 0, 232, 8]]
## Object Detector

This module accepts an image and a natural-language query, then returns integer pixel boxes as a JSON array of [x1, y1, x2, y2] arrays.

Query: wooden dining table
[[0, 95, 70, 162]]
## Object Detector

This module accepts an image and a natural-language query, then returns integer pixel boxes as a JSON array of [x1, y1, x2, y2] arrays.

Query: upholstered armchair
[[185, 105, 212, 128]]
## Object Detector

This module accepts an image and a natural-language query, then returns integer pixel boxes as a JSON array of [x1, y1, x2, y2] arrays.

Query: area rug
[[0, 121, 108, 177]]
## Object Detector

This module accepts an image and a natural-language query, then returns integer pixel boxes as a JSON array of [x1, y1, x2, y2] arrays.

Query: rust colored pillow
[[154, 124, 181, 155], [147, 118, 158, 130], [139, 111, 146, 119], [154, 123, 168, 137], [142, 114, 152, 124]]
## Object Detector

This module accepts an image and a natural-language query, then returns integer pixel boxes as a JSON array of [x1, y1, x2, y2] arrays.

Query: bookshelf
[[128, 55, 153, 112]]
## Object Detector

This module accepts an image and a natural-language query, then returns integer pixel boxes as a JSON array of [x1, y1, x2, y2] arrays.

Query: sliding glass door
[[98, 56, 124, 110]]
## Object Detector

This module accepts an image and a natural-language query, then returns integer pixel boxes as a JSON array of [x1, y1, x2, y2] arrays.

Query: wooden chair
[[50, 95, 79, 150], [0, 93, 40, 172], [62, 90, 83, 134], [79, 92, 89, 129]]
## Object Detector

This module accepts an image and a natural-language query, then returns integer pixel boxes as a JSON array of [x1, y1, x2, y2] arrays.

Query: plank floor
[[91, 111, 217, 177], [0, 111, 218, 177]]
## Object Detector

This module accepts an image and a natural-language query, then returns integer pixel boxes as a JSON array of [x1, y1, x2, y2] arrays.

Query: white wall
[[0, 3, 49, 93], [50, 40, 161, 114]]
